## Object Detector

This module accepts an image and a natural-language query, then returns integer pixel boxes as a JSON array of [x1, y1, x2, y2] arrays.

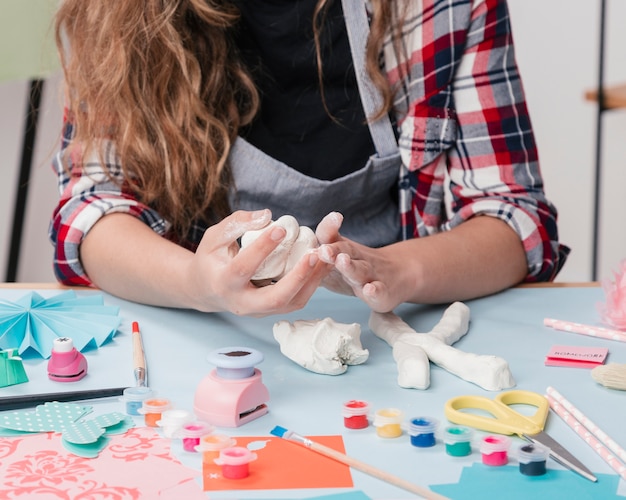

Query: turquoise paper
[[431, 463, 622, 499], [0, 291, 121, 358]]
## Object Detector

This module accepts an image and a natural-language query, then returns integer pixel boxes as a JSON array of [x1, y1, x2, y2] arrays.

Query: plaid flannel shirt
[[49, 0, 568, 286]]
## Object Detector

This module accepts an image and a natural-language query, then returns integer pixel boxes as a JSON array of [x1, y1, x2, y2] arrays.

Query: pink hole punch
[[47, 337, 88, 382], [194, 347, 269, 427]]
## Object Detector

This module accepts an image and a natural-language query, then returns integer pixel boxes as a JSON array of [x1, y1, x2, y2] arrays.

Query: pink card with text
[[545, 345, 608, 368]]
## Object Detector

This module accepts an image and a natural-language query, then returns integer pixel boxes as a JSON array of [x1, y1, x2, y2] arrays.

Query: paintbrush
[[132, 321, 147, 387], [269, 425, 449, 500]]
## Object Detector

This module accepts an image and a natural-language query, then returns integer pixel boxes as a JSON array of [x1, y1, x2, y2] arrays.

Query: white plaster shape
[[369, 302, 516, 391], [273, 317, 369, 375], [240, 215, 319, 281]]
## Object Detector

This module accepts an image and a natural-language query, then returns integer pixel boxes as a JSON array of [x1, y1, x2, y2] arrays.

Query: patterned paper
[[0, 403, 134, 458], [0, 402, 91, 433], [0, 427, 204, 499]]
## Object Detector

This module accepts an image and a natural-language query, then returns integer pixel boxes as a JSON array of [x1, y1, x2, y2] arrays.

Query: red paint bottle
[[342, 400, 370, 429]]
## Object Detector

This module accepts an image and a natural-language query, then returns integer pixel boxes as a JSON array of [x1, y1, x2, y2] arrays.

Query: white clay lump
[[273, 317, 369, 375], [240, 215, 319, 281], [369, 302, 516, 391]]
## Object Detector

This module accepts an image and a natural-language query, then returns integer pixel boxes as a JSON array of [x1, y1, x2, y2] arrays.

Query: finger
[[315, 211, 344, 244], [200, 209, 272, 252], [232, 224, 287, 280], [319, 242, 352, 264], [233, 252, 325, 317], [318, 234, 359, 264], [271, 250, 329, 304], [334, 252, 369, 288], [361, 281, 394, 313]]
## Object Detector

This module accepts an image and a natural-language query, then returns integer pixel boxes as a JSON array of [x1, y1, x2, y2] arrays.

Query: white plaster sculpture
[[273, 317, 369, 375], [240, 215, 319, 281], [369, 302, 516, 391]]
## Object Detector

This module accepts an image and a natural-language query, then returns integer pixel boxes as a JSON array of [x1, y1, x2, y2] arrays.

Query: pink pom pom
[[598, 259, 626, 330]]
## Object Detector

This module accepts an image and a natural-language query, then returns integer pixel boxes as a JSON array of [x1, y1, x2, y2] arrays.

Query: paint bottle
[[156, 409, 193, 438], [443, 426, 473, 456], [373, 408, 404, 438], [121, 386, 154, 416], [518, 443, 550, 476], [480, 435, 511, 466], [408, 417, 439, 448], [196, 433, 237, 465], [179, 421, 214, 453], [342, 400, 370, 429], [139, 398, 172, 427], [214, 446, 257, 479]]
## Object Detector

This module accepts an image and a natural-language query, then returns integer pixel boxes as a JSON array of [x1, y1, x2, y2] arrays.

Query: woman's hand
[[318, 240, 409, 313], [82, 210, 329, 316], [188, 210, 331, 316], [315, 212, 409, 312], [315, 214, 528, 313]]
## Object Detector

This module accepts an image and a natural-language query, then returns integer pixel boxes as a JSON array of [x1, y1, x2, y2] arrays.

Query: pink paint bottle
[[180, 421, 214, 453], [214, 446, 257, 479], [342, 400, 370, 429], [480, 435, 511, 466]]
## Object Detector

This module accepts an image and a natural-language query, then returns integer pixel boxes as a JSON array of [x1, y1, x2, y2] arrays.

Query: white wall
[[2, 1, 625, 284], [508, 0, 626, 282]]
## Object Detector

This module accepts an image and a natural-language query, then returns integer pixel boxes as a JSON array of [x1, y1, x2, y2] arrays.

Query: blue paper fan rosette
[[0, 291, 121, 358]]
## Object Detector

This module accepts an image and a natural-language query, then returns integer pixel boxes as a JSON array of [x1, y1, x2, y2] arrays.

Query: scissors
[[445, 390, 597, 482]]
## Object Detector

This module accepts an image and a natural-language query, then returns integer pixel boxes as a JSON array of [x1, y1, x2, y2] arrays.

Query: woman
[[50, 0, 568, 316]]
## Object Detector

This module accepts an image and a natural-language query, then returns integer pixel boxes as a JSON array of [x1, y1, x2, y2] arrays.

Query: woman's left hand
[[315, 212, 408, 313], [316, 213, 530, 312]]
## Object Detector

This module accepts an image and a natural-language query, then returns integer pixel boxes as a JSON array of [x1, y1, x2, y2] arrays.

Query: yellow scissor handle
[[444, 390, 549, 436]]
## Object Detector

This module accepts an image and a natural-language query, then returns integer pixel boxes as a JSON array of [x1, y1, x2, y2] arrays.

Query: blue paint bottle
[[121, 386, 153, 416], [408, 417, 439, 448]]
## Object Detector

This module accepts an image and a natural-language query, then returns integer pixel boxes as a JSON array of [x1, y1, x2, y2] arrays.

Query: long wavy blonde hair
[[55, 0, 407, 239]]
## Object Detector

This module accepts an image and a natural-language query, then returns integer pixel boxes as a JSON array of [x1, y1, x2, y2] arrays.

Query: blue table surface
[[1, 285, 624, 499]]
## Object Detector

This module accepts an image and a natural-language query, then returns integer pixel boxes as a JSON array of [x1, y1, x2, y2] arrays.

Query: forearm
[[80, 211, 331, 316], [80, 213, 199, 309], [390, 216, 527, 304]]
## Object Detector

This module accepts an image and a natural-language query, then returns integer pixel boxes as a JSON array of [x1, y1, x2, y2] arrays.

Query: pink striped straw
[[546, 386, 626, 463], [546, 387, 626, 463], [543, 318, 626, 343], [545, 394, 626, 481]]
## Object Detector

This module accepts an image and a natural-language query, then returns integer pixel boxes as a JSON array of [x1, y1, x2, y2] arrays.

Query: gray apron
[[228, 0, 401, 248]]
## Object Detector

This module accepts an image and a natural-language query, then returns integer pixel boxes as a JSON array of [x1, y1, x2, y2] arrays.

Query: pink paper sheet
[[0, 427, 205, 499]]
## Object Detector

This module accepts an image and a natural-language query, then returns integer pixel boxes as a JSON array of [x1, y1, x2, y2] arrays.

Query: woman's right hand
[[187, 209, 330, 316], [81, 210, 329, 316]]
